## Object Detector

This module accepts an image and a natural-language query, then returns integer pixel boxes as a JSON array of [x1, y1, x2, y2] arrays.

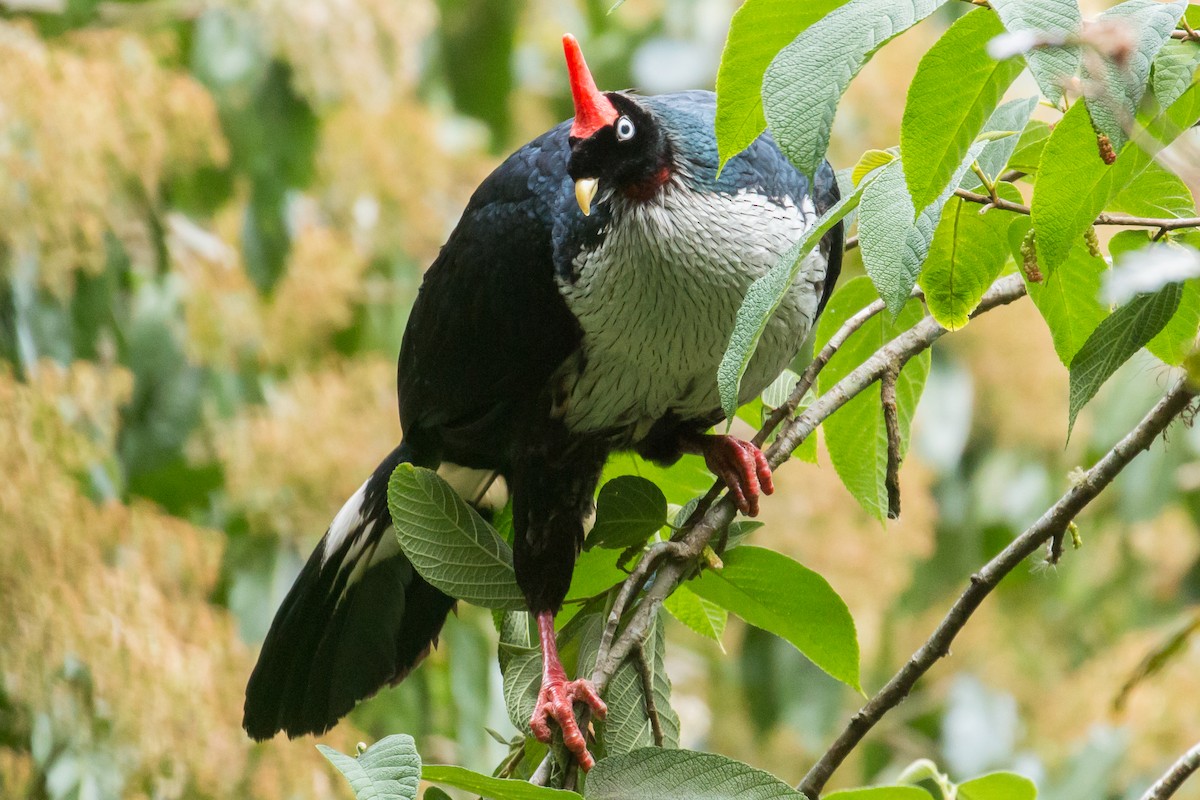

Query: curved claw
[[701, 435, 774, 516], [530, 677, 607, 770]]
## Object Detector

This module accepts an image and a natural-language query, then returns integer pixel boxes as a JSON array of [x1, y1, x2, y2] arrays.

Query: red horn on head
[[563, 33, 618, 139]]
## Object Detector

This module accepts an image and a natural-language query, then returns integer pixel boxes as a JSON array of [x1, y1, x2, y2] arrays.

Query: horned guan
[[243, 33, 843, 769]]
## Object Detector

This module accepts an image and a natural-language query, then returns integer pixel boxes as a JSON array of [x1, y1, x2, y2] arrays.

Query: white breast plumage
[[556, 179, 826, 441]]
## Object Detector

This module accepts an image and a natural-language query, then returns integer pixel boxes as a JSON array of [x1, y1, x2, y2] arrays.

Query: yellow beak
[[574, 177, 599, 216]]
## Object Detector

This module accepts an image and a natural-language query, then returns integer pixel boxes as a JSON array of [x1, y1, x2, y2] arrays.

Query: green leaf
[[585, 476, 668, 551], [317, 735, 421, 800], [1068, 283, 1183, 434], [966, 96, 1040, 186], [388, 463, 525, 610], [1082, 0, 1187, 152], [957, 772, 1038, 800], [1108, 160, 1196, 219], [601, 453, 712, 508], [1152, 39, 1200, 109], [689, 546, 859, 691], [421, 765, 580, 800], [815, 277, 930, 520], [901, 9, 1025, 211], [718, 184, 862, 421], [762, 0, 947, 178], [1007, 119, 1052, 174], [1017, 220, 1110, 367], [664, 585, 728, 644], [500, 645, 541, 734], [826, 789, 934, 800], [1148, 279, 1200, 366], [587, 748, 803, 800], [859, 145, 985, 316], [715, 0, 851, 169], [919, 187, 1022, 330], [991, 0, 1082, 106], [1032, 101, 1141, 273], [852, 149, 897, 186], [565, 546, 627, 602], [586, 610, 680, 755]]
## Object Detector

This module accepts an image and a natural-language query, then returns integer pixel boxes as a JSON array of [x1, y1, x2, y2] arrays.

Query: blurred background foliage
[[1, 0, 1199, 798]]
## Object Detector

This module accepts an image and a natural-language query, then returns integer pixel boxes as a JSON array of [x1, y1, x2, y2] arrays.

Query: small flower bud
[[1020, 228, 1043, 283]]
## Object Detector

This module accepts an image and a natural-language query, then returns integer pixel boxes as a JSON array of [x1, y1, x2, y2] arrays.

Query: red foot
[[699, 435, 774, 516], [530, 612, 606, 770]]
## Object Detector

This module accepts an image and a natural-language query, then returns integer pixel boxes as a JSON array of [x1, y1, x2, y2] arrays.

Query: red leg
[[690, 434, 774, 516], [529, 610, 607, 770]]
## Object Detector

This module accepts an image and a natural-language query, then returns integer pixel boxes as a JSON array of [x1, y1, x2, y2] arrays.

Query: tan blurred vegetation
[[2, 0, 1199, 798]]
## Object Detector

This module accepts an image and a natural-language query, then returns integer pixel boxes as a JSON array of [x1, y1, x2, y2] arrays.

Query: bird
[[242, 33, 843, 770]]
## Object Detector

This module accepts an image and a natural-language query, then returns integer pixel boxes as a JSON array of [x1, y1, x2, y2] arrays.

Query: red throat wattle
[[563, 33, 618, 139]]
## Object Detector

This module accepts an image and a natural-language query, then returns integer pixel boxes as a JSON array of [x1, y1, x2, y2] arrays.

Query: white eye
[[615, 116, 636, 141]]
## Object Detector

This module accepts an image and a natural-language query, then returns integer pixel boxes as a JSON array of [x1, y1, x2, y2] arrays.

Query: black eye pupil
[[617, 118, 634, 139]]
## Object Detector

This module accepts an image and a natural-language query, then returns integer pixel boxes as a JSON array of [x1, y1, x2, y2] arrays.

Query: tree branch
[[1139, 741, 1200, 800], [798, 381, 1196, 799], [597, 276, 1027, 695], [531, 275, 1028, 787]]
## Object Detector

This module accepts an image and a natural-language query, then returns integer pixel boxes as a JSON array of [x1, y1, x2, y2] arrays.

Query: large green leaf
[[919, 188, 1022, 330], [990, 0, 1082, 106], [816, 277, 930, 520], [762, 0, 947, 178], [689, 546, 859, 691], [717, 184, 863, 421], [1068, 283, 1183, 435], [826, 789, 934, 800], [957, 772, 1037, 800], [901, 9, 1025, 211], [422, 765, 579, 800], [1149, 278, 1200, 366], [1031, 101, 1143, 273], [317, 735, 421, 800], [601, 453, 712, 508], [1017, 220, 1110, 367], [1107, 160, 1196, 219], [388, 463, 525, 610], [584, 476, 667, 551], [714, 0, 850, 169], [1152, 39, 1200, 109], [664, 585, 728, 644], [1108, 235, 1200, 366], [587, 748, 802, 800], [859, 145, 985, 317], [565, 546, 627, 602], [1081, 0, 1187, 152]]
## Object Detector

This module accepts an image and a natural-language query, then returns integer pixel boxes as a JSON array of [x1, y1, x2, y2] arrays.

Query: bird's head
[[562, 34, 673, 216]]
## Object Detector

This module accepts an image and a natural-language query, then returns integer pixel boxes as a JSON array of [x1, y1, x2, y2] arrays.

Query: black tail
[[242, 442, 456, 740]]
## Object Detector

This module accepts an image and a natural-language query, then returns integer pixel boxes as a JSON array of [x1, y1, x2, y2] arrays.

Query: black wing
[[397, 124, 595, 468]]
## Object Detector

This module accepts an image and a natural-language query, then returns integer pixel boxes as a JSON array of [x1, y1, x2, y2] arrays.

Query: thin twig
[[799, 382, 1196, 799], [845, 234, 859, 251], [881, 366, 902, 520], [955, 188, 1200, 232], [634, 645, 665, 747], [1139, 741, 1200, 800]]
